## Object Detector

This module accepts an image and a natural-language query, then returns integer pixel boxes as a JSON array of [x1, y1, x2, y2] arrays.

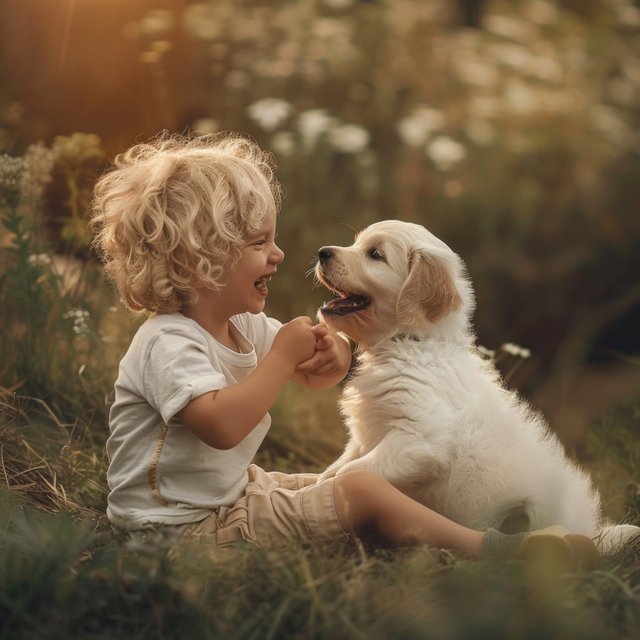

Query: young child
[[91, 132, 596, 563]]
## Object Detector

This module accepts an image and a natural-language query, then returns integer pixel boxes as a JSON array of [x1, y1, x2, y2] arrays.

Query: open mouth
[[318, 273, 371, 316], [254, 275, 271, 294]]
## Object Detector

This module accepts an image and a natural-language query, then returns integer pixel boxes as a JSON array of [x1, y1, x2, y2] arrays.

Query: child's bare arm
[[292, 324, 352, 390], [179, 317, 316, 449]]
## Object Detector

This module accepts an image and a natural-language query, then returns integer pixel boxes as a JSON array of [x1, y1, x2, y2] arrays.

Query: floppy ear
[[396, 250, 462, 327]]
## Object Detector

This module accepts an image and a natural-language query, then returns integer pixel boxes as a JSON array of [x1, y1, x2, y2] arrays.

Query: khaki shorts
[[176, 464, 350, 549]]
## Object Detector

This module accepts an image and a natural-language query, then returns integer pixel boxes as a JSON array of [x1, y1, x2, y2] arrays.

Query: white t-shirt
[[106, 312, 281, 530]]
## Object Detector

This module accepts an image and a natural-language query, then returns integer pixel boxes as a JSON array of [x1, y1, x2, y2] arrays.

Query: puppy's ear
[[396, 251, 462, 327]]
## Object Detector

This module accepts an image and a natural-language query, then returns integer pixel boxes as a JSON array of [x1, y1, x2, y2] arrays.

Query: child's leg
[[333, 471, 599, 566], [333, 471, 484, 554]]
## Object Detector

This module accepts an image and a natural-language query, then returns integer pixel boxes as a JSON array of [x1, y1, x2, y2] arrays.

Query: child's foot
[[484, 525, 599, 570], [516, 526, 599, 570]]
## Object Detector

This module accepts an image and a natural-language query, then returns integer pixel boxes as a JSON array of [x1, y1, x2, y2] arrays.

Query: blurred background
[[1, 0, 639, 449]]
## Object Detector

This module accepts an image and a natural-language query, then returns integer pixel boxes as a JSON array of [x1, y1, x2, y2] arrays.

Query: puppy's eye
[[367, 248, 386, 262]]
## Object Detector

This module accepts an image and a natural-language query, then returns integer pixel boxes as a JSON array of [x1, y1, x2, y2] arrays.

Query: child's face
[[220, 210, 285, 316]]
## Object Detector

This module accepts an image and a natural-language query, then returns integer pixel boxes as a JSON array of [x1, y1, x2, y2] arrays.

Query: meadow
[[2, 0, 640, 637], [1, 132, 639, 639]]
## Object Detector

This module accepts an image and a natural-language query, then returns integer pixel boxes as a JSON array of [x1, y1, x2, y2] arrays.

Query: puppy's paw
[[318, 468, 338, 483]]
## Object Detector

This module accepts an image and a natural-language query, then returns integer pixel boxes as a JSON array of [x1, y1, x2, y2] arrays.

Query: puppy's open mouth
[[317, 273, 371, 316]]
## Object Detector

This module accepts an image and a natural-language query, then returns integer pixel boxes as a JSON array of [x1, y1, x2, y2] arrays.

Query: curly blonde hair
[[91, 132, 282, 313]]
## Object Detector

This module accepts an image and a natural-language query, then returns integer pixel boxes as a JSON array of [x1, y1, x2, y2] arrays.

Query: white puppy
[[316, 220, 639, 553]]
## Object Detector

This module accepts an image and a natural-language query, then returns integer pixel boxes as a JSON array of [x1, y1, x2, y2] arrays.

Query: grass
[[1, 384, 639, 639]]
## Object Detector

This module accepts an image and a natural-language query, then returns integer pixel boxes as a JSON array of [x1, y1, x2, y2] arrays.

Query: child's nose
[[271, 244, 285, 264]]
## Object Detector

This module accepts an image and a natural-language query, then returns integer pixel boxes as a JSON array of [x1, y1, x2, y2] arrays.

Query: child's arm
[[179, 317, 316, 450], [292, 323, 352, 390]]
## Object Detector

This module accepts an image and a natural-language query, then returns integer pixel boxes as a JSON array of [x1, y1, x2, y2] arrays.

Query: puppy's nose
[[318, 247, 333, 263]]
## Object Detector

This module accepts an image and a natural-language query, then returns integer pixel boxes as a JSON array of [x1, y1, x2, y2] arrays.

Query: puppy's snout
[[318, 247, 334, 264]]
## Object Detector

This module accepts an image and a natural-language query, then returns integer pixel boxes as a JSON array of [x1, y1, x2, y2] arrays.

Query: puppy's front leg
[[319, 439, 364, 481], [333, 430, 443, 488]]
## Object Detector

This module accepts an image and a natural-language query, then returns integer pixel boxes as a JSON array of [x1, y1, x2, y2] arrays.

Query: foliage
[[115, 0, 640, 390], [0, 141, 136, 419]]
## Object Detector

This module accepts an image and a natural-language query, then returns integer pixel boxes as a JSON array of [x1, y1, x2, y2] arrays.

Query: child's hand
[[296, 323, 351, 377], [271, 316, 317, 368]]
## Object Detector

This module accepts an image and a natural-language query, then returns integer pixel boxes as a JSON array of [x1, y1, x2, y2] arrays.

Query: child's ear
[[396, 250, 462, 328]]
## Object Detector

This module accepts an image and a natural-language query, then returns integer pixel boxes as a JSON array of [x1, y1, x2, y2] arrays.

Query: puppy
[[316, 220, 639, 553]]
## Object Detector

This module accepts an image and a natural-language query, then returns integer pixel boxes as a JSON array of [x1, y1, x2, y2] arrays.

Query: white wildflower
[[621, 57, 640, 84], [27, 253, 52, 267], [191, 118, 219, 134], [63, 308, 91, 336], [454, 60, 500, 88], [614, 4, 640, 27], [139, 10, 174, 39], [246, 98, 292, 132], [490, 43, 532, 72], [426, 137, 466, 171], [182, 3, 222, 41], [21, 142, 54, 201], [298, 109, 334, 148], [477, 345, 496, 359], [526, 55, 564, 83], [465, 120, 496, 146], [484, 14, 537, 42], [0, 154, 25, 206], [591, 106, 630, 146], [525, 1, 559, 26], [500, 343, 531, 358], [231, 17, 264, 43], [504, 81, 538, 115], [562, 42, 589, 72], [270, 132, 297, 157], [397, 108, 445, 148], [313, 18, 351, 42], [328, 124, 370, 154], [52, 133, 103, 165], [152, 40, 173, 55]]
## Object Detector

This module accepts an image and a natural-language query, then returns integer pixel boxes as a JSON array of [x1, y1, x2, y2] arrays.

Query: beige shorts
[[176, 464, 350, 549]]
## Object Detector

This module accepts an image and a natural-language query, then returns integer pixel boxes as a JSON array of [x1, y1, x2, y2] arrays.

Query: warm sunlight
[[2, 0, 640, 637]]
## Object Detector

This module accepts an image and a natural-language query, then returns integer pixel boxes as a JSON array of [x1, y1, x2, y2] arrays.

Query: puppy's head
[[315, 220, 474, 348]]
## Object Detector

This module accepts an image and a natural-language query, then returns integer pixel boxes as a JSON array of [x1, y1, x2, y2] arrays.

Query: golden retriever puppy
[[315, 220, 639, 553]]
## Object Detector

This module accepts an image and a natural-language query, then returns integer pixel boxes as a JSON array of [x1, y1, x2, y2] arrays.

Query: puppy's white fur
[[316, 220, 639, 553]]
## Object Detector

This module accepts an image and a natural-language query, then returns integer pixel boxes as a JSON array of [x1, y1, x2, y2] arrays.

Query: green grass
[[1, 384, 639, 640]]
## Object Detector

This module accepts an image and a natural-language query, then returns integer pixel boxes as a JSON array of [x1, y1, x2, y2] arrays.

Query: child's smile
[[223, 210, 284, 315], [253, 275, 272, 296]]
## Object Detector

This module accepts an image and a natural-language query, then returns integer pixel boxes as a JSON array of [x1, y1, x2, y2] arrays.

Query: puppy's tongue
[[321, 293, 370, 316]]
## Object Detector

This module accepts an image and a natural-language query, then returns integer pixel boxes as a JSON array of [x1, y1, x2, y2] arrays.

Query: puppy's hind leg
[[595, 523, 640, 554], [498, 505, 531, 534]]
